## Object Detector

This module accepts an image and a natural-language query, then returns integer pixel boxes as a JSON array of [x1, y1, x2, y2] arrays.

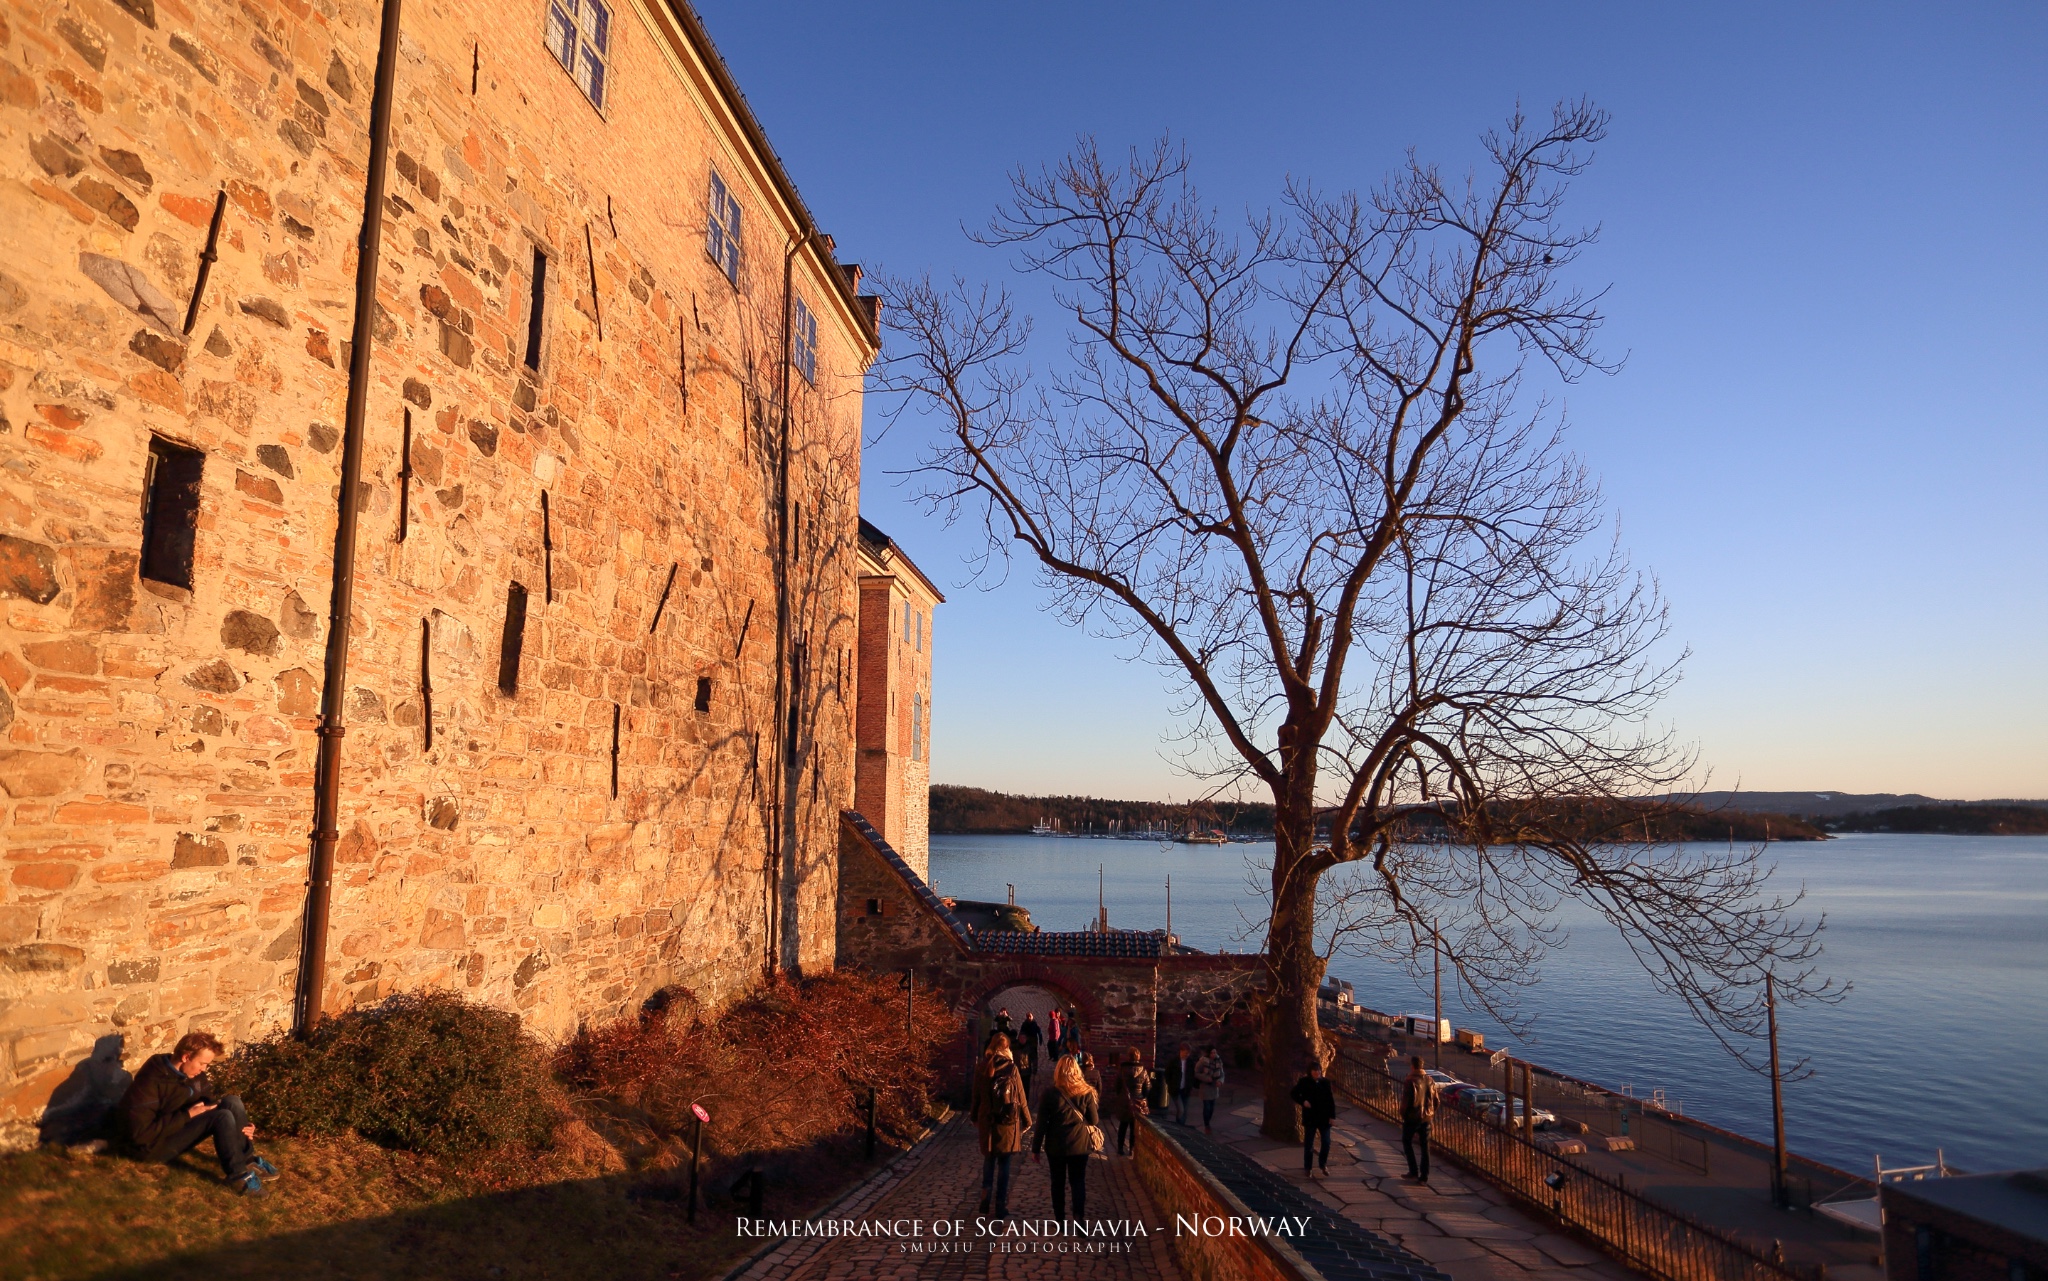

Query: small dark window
[[140, 436, 205, 589], [791, 295, 817, 383], [694, 676, 712, 713], [523, 248, 548, 371], [866, 898, 884, 917], [497, 581, 529, 694], [791, 500, 802, 564]]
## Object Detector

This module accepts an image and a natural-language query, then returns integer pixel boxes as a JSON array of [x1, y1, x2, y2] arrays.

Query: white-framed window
[[791, 294, 818, 383], [545, 0, 610, 111], [911, 691, 923, 761], [708, 171, 742, 282]]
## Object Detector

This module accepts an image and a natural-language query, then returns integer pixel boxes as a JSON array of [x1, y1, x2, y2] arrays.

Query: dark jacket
[[1291, 1074, 1338, 1125], [972, 1054, 1033, 1155], [1017, 1016, 1043, 1050], [1166, 1054, 1197, 1094], [1031, 1085, 1100, 1157], [1108, 1063, 1151, 1121], [119, 1054, 214, 1152], [1401, 1072, 1440, 1122]]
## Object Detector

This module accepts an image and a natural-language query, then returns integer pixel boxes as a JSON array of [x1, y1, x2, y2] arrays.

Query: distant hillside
[[1687, 791, 2048, 833], [930, 786, 1825, 842], [1686, 791, 1943, 818], [1827, 805, 2048, 836], [929, 785, 1273, 835]]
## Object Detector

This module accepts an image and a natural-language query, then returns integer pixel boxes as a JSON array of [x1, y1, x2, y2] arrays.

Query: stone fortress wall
[[0, 0, 876, 1140]]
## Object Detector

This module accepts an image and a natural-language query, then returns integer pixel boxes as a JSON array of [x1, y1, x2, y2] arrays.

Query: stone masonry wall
[[0, 0, 872, 1140]]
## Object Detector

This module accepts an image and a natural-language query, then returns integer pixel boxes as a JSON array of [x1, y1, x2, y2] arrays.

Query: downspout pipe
[[766, 228, 816, 980], [294, 0, 405, 1037]]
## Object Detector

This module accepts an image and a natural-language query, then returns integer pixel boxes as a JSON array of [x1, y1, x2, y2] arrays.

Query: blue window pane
[[579, 44, 605, 108], [546, 3, 576, 68]]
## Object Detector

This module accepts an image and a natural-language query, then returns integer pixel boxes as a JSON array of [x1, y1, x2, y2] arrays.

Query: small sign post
[[688, 1103, 709, 1222]]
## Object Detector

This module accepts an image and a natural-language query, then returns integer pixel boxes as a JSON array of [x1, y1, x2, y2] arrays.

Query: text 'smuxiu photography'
[[0, 0, 2041, 1278]]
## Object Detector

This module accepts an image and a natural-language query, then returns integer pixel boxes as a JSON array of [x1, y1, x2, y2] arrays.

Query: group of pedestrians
[[971, 1009, 1443, 1219], [969, 1023, 1231, 1224]]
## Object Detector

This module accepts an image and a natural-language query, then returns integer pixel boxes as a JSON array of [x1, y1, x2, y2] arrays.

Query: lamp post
[[1432, 920, 1443, 1072], [1767, 971, 1788, 1208]]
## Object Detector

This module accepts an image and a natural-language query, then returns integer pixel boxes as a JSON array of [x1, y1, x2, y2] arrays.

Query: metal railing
[[1329, 1045, 1817, 1281]]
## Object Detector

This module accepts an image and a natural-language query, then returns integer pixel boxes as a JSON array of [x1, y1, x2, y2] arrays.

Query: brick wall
[[0, 0, 873, 1141], [1133, 1118, 1314, 1281], [852, 527, 938, 878]]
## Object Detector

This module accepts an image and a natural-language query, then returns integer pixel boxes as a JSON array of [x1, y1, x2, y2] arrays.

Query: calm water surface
[[929, 832, 2048, 1175]]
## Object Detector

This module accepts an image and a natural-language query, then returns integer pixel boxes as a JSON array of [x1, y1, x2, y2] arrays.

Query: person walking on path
[[1032, 1055, 1101, 1227], [1048, 1008, 1065, 1053], [1400, 1054, 1440, 1182], [1290, 1057, 1339, 1177], [1194, 1046, 1226, 1133], [1016, 1012, 1043, 1096], [1109, 1048, 1152, 1156], [118, 1031, 278, 1196], [1166, 1044, 1195, 1124], [972, 1034, 1033, 1216], [991, 1007, 1015, 1039]]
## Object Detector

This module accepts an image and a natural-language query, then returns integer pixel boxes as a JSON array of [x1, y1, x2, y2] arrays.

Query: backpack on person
[[990, 1067, 1020, 1127]]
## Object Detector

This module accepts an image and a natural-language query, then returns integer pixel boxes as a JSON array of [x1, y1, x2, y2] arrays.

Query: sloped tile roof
[[842, 811, 972, 949]]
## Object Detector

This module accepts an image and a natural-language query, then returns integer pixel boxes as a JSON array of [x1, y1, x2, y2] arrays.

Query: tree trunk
[[1260, 790, 1323, 1141]]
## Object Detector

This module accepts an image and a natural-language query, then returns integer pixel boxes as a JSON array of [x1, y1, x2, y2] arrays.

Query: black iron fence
[[1328, 1044, 1818, 1281]]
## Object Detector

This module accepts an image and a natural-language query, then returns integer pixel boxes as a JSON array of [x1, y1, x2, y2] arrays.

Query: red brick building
[[854, 517, 941, 878]]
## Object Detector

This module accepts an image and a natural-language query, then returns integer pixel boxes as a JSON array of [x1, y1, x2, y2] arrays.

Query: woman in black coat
[[1031, 1054, 1100, 1224]]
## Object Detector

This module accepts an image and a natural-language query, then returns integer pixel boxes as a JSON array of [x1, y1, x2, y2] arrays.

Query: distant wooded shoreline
[[930, 785, 2048, 840]]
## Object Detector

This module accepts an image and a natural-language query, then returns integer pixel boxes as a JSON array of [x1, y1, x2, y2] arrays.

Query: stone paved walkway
[[1200, 1085, 1644, 1281], [729, 1116, 1183, 1281]]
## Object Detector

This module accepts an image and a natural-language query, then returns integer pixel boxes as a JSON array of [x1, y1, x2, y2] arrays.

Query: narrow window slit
[[649, 562, 677, 634], [584, 223, 603, 343], [183, 190, 227, 335], [396, 407, 413, 543], [419, 617, 433, 751], [694, 677, 712, 713], [140, 436, 205, 590], [540, 491, 555, 602], [610, 703, 621, 798], [497, 582, 529, 695], [471, 43, 479, 94], [523, 247, 548, 371]]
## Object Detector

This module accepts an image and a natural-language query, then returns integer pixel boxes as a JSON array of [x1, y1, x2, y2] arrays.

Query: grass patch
[[0, 973, 957, 1281]]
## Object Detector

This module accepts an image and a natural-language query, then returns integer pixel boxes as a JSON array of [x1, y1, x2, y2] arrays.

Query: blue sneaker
[[253, 1156, 279, 1177], [236, 1171, 267, 1197]]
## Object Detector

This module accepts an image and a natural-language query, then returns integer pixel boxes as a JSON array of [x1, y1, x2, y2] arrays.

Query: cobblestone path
[[1205, 1088, 1644, 1281], [730, 1117, 1183, 1281]]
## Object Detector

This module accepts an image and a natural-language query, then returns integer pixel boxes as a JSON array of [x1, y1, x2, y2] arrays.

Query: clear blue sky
[[693, 1, 2048, 802]]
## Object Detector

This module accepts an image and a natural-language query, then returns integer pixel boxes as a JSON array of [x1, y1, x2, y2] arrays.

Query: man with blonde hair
[[119, 1031, 277, 1196]]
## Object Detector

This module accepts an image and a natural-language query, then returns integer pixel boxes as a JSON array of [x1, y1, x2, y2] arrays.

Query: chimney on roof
[[840, 262, 863, 292]]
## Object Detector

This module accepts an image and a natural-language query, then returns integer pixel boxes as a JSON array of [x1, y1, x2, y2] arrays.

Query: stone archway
[[961, 966, 1106, 1052]]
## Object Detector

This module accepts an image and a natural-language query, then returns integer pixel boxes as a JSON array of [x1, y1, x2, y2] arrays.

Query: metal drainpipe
[[294, 0, 405, 1037], [766, 229, 817, 981]]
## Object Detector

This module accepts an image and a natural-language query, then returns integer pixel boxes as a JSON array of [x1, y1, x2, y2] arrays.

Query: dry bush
[[557, 970, 958, 1177], [222, 992, 566, 1158]]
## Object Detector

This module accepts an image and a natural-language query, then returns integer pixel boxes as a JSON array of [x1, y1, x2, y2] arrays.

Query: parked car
[[1484, 1097, 1559, 1131], [1458, 1082, 1507, 1114], [1424, 1069, 1462, 1094]]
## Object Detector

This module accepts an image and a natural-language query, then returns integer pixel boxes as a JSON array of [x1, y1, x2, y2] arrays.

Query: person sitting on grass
[[118, 1031, 278, 1196]]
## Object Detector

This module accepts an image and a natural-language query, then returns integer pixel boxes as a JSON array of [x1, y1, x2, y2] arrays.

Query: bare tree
[[880, 102, 1832, 1140]]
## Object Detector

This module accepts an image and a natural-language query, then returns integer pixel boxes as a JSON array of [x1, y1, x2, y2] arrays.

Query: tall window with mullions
[[791, 295, 818, 383], [545, 0, 610, 110], [708, 171, 742, 282]]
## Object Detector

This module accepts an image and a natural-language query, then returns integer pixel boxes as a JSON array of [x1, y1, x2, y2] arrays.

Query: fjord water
[[928, 832, 2048, 1175]]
